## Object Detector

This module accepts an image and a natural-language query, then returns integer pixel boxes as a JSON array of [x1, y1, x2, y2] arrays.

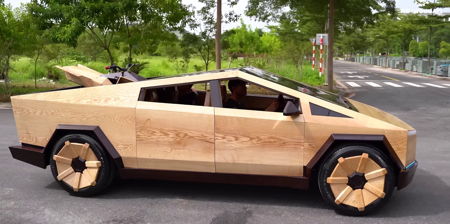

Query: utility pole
[[327, 0, 334, 92], [216, 0, 222, 70]]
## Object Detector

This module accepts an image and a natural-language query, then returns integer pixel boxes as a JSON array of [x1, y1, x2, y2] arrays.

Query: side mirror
[[283, 101, 301, 116]]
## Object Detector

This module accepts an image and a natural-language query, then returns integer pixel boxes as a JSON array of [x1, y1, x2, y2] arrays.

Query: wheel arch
[[44, 124, 124, 169], [304, 134, 404, 178]]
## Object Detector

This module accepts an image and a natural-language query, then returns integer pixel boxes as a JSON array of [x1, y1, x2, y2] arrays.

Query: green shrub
[[193, 64, 205, 72]]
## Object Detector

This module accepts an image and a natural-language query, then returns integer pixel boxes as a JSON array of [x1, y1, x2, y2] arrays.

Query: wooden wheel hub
[[53, 141, 102, 192], [326, 153, 387, 211], [71, 156, 87, 173], [347, 172, 367, 190]]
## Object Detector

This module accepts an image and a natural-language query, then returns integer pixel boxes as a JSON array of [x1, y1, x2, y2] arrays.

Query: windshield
[[240, 67, 358, 112]]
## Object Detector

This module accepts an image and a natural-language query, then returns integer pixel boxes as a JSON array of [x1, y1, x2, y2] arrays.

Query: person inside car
[[177, 84, 198, 105], [224, 79, 281, 111]]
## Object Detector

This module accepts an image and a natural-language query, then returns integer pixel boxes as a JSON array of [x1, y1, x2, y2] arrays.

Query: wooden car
[[8, 65, 417, 216]]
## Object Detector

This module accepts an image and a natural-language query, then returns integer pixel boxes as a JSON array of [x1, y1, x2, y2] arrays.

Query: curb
[[0, 102, 12, 109], [334, 77, 355, 99], [348, 62, 450, 81]]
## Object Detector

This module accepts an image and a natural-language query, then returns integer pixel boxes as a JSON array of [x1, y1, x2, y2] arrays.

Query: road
[[1, 62, 450, 223]]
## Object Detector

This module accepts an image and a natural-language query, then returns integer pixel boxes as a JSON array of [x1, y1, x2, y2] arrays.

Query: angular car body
[[8, 66, 417, 215]]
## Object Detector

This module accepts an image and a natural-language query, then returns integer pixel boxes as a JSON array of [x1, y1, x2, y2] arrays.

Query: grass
[[1, 55, 326, 102]]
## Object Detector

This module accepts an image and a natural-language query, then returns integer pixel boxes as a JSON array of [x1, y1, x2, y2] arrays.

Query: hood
[[348, 99, 415, 131]]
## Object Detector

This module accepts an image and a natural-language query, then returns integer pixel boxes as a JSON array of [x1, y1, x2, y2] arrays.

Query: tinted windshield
[[241, 67, 358, 112]]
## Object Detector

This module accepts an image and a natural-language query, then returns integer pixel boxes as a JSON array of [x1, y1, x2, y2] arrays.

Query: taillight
[[105, 66, 110, 69]]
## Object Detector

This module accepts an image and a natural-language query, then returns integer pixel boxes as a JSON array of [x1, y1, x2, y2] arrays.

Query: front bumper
[[397, 160, 418, 190], [9, 144, 47, 169]]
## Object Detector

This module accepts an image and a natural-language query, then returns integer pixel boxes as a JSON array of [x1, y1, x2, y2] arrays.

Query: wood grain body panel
[[348, 99, 414, 131], [215, 108, 304, 176], [303, 112, 408, 167], [136, 102, 215, 172], [11, 98, 138, 168], [406, 131, 417, 165]]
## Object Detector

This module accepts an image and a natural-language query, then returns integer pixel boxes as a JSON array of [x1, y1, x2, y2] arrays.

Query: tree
[[370, 14, 398, 67], [394, 13, 423, 69], [418, 41, 429, 57], [245, 0, 396, 91], [440, 41, 450, 58], [76, 31, 106, 62], [337, 29, 369, 59], [119, 0, 189, 64], [259, 32, 282, 57], [0, 5, 34, 96], [227, 20, 262, 66], [29, 0, 189, 65], [184, 0, 217, 71], [415, 0, 450, 72], [409, 40, 419, 57]]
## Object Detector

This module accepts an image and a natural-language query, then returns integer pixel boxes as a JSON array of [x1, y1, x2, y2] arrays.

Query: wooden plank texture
[[215, 108, 304, 176], [12, 98, 138, 168], [136, 102, 215, 172]]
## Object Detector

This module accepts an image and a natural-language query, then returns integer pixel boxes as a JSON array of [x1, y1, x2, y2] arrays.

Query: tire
[[318, 145, 395, 216], [50, 134, 114, 197]]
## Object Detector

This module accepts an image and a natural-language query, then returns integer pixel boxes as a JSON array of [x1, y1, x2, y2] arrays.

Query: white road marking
[[384, 82, 403, 87], [366, 82, 382, 87], [423, 83, 447, 88], [402, 82, 424, 87], [348, 75, 368, 79], [346, 82, 361, 87], [442, 84, 450, 87]]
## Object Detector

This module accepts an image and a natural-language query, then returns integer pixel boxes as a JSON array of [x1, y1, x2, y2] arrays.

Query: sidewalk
[[0, 102, 12, 109], [339, 60, 450, 81]]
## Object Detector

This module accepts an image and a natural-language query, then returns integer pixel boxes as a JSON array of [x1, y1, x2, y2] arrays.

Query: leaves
[[439, 41, 450, 58]]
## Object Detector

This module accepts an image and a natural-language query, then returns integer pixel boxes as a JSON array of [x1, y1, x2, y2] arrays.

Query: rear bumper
[[9, 144, 47, 169], [397, 160, 418, 190]]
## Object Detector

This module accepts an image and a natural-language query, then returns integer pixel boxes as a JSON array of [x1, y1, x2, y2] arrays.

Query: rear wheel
[[50, 134, 113, 196], [318, 145, 395, 216]]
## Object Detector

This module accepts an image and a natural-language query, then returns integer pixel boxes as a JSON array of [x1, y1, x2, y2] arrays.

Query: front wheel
[[318, 145, 396, 216], [50, 134, 113, 196]]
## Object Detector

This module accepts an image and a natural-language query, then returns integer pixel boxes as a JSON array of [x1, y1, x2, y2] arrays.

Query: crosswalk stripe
[[384, 82, 403, 87], [366, 82, 382, 87], [423, 83, 447, 88], [346, 82, 361, 87], [403, 82, 424, 87], [442, 84, 450, 87]]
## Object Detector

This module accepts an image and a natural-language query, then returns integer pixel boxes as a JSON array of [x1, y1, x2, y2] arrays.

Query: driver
[[224, 79, 280, 111]]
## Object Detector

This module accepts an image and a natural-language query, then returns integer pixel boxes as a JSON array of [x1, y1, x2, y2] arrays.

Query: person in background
[[177, 84, 198, 105]]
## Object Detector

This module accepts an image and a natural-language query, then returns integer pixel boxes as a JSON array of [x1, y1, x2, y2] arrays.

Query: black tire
[[318, 145, 396, 216], [50, 134, 113, 197]]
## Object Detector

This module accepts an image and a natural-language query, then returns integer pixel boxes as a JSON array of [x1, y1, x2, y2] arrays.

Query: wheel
[[50, 134, 113, 196], [318, 145, 395, 216]]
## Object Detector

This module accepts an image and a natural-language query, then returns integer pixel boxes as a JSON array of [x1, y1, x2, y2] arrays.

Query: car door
[[135, 81, 219, 173], [214, 89, 305, 177]]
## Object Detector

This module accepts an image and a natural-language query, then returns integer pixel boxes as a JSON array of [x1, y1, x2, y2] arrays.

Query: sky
[[4, 0, 437, 31]]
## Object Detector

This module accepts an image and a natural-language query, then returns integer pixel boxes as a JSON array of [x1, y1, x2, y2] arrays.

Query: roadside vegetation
[[3, 0, 440, 101], [335, 0, 450, 69]]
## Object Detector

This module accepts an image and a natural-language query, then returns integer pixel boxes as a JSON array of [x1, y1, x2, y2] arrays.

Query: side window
[[309, 103, 350, 118], [138, 82, 212, 106], [221, 79, 301, 113]]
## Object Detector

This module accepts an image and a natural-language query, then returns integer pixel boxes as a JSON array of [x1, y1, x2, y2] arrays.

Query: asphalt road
[[1, 62, 450, 223]]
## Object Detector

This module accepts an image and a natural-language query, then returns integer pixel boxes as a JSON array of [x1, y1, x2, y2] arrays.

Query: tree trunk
[[106, 47, 115, 65], [35, 56, 39, 88], [215, 0, 222, 70], [327, 0, 334, 91], [385, 40, 389, 67], [402, 41, 405, 70], [228, 58, 233, 68], [5, 56, 11, 96], [428, 26, 431, 73], [128, 44, 133, 64]]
